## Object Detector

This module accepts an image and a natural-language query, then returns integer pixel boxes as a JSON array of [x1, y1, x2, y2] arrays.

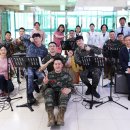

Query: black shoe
[[128, 95, 130, 101], [85, 89, 91, 95], [34, 81, 40, 93], [27, 93, 37, 104], [93, 91, 100, 98]]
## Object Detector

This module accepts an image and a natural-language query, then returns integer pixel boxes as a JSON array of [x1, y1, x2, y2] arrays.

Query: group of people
[[0, 16, 130, 127]]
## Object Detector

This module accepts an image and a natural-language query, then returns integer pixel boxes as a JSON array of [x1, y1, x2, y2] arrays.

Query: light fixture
[[21, 3, 32, 5], [19, 4, 24, 10], [60, 5, 65, 11]]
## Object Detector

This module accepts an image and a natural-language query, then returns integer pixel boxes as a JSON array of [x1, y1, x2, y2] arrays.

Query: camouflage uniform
[[2, 39, 15, 57], [14, 38, 26, 53], [74, 44, 101, 91], [103, 39, 122, 78], [42, 53, 67, 72], [42, 71, 73, 110]]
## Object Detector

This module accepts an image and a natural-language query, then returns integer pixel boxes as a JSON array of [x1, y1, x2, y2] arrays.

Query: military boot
[[57, 107, 66, 126], [47, 107, 55, 127]]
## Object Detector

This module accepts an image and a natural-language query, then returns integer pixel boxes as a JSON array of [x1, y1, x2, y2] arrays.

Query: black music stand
[[96, 47, 128, 110], [12, 56, 42, 111], [103, 46, 121, 87], [0, 58, 23, 111], [12, 53, 26, 86], [81, 56, 104, 109]]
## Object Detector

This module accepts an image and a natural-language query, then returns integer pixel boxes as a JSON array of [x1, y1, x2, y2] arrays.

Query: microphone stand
[[96, 47, 128, 110]]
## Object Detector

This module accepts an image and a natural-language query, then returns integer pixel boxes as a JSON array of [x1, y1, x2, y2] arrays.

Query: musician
[[66, 30, 77, 51], [119, 35, 130, 101], [103, 30, 122, 79], [117, 33, 125, 48], [14, 27, 26, 53], [2, 31, 15, 57], [22, 33, 48, 104], [0, 45, 14, 96], [74, 36, 101, 98], [39, 42, 66, 73], [42, 57, 73, 126]]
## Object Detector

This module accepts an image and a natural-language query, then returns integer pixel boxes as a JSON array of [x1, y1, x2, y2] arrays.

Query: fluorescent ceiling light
[[60, 5, 65, 11], [21, 3, 32, 5], [75, 6, 114, 11], [19, 4, 24, 10]]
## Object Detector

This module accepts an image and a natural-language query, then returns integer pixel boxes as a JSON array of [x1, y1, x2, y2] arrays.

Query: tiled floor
[[0, 77, 130, 130]]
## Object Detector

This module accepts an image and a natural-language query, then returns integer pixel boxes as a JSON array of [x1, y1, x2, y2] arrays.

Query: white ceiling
[[76, 0, 128, 7], [0, 0, 76, 11], [0, 0, 129, 12]]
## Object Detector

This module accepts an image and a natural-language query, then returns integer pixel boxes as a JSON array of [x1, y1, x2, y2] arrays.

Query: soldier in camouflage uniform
[[103, 31, 122, 79], [42, 57, 73, 127], [14, 27, 26, 53], [39, 42, 66, 72], [74, 36, 101, 98], [2, 31, 15, 57]]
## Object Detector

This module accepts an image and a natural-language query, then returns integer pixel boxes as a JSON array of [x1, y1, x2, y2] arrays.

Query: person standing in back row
[[31, 22, 45, 43], [116, 17, 130, 37], [53, 24, 65, 53]]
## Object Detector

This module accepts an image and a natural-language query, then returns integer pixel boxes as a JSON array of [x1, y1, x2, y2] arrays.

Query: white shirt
[[99, 31, 109, 48], [116, 26, 130, 36], [87, 31, 100, 47]]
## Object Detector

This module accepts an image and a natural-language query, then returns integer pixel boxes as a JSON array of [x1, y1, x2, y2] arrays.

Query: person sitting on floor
[[42, 57, 73, 127]]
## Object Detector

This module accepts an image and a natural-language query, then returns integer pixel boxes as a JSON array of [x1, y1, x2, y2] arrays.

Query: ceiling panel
[[76, 0, 128, 7]]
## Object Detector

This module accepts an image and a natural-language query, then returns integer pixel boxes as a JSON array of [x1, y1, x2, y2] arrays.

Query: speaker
[[115, 73, 128, 94]]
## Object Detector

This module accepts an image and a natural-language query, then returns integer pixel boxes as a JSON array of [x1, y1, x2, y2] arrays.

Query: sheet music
[[38, 57, 42, 67]]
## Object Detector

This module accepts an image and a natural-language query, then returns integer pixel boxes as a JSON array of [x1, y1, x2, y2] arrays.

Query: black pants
[[0, 75, 8, 92], [80, 68, 101, 90], [126, 74, 130, 95]]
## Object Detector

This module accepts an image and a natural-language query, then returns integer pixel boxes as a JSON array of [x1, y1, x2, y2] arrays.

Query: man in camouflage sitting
[[74, 36, 101, 98], [42, 57, 73, 127]]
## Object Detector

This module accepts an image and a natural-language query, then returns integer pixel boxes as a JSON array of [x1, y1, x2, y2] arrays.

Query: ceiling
[[0, 0, 129, 12], [0, 0, 76, 12]]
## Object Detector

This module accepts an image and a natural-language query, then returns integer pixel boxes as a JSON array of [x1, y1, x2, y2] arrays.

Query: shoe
[[85, 89, 91, 95], [128, 95, 130, 101], [27, 93, 36, 104], [33, 81, 40, 93], [93, 90, 100, 98]]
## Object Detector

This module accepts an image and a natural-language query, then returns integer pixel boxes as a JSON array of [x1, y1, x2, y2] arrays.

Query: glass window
[[67, 17, 77, 29], [15, 13, 33, 30]]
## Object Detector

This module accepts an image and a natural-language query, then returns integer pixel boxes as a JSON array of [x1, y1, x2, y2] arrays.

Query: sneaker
[[33, 81, 40, 93], [93, 91, 100, 98], [85, 89, 91, 95]]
